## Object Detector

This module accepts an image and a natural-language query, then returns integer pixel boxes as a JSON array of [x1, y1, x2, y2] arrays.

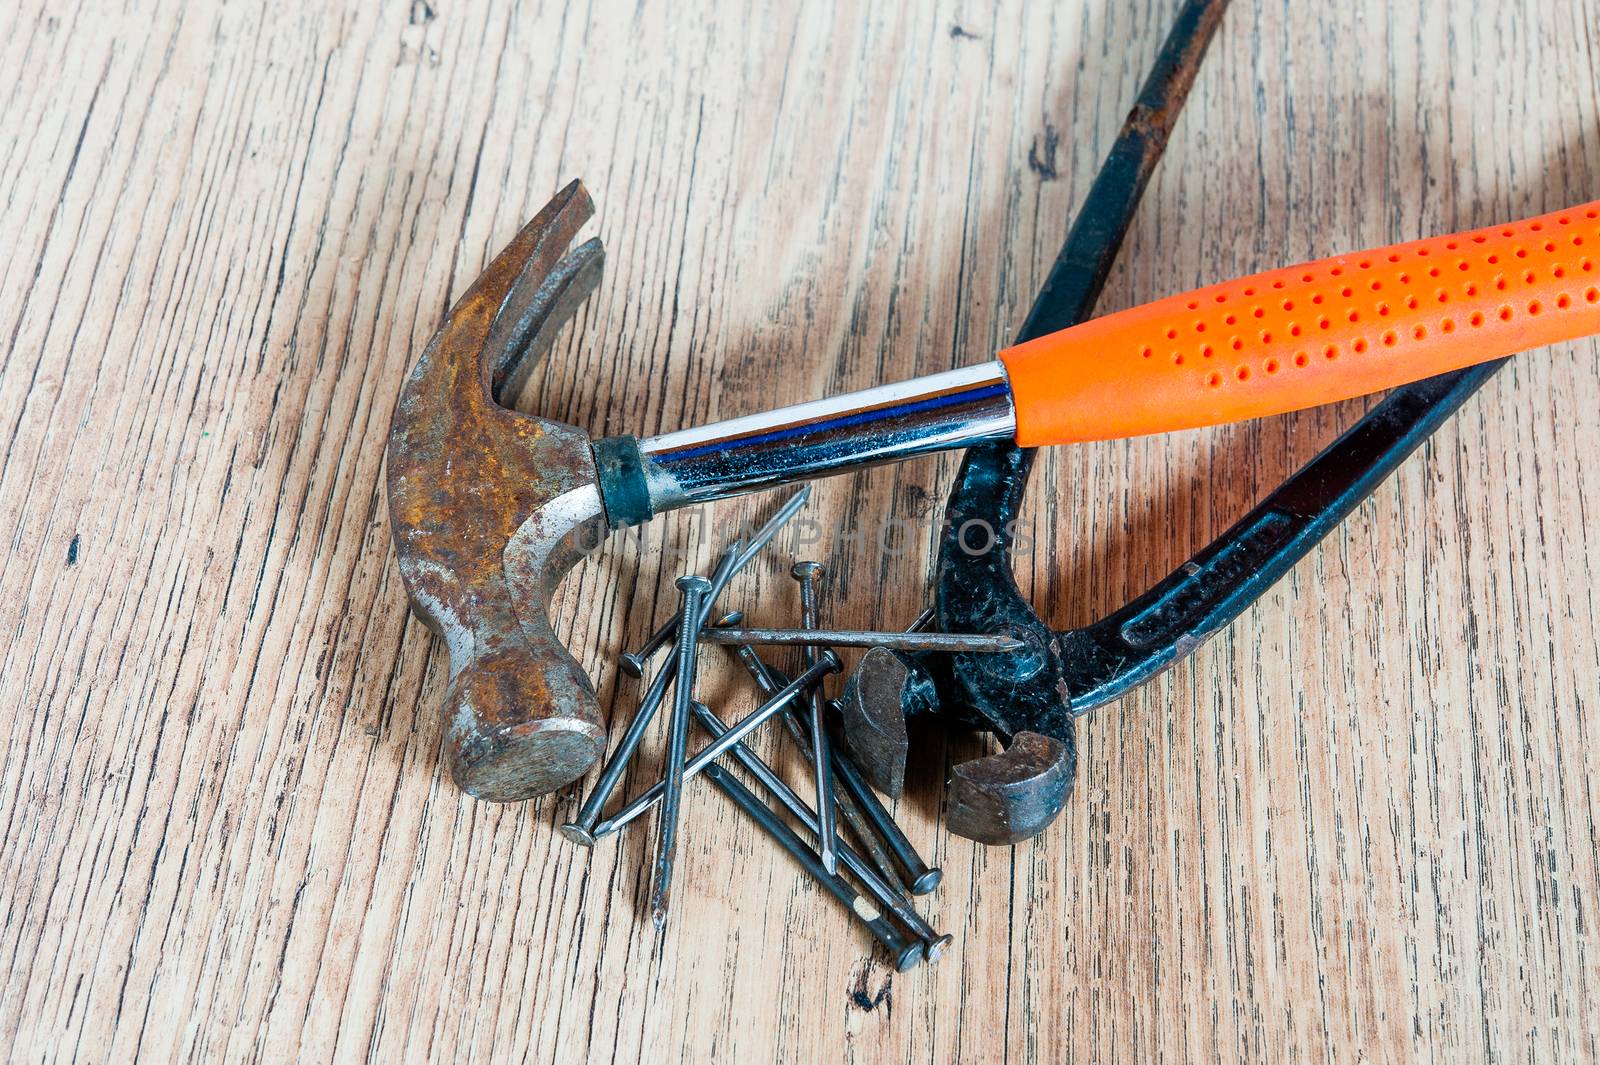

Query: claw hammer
[[387, 182, 1600, 800]]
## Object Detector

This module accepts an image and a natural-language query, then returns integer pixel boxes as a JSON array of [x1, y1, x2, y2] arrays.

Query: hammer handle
[[1001, 201, 1600, 445], [605, 202, 1600, 523]]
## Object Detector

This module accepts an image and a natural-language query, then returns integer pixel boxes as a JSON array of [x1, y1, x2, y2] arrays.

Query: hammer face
[[387, 181, 611, 799]]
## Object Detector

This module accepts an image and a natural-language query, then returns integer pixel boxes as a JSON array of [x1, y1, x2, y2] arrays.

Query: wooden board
[[2, 0, 1598, 1060]]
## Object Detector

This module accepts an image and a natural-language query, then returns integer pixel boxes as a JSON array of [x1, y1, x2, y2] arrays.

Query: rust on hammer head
[[386, 180, 609, 800]]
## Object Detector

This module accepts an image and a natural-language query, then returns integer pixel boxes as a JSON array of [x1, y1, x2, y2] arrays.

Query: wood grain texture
[[2, 0, 1597, 1061]]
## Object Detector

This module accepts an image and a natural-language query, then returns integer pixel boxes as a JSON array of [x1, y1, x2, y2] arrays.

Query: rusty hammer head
[[386, 181, 610, 800]]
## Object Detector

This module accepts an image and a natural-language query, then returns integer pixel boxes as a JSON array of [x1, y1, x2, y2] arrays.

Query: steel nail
[[619, 539, 744, 678], [618, 622, 676, 681], [829, 745, 943, 895], [698, 628, 1026, 653], [618, 483, 810, 677], [648, 575, 710, 929], [730, 644, 903, 890], [689, 702, 952, 961], [734, 484, 811, 570], [590, 651, 842, 838], [791, 561, 838, 876], [753, 652, 944, 896], [561, 657, 677, 844], [564, 610, 747, 845], [702, 761, 924, 971]]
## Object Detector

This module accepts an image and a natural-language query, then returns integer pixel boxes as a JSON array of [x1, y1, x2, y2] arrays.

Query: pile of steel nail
[[559, 486, 1019, 969]]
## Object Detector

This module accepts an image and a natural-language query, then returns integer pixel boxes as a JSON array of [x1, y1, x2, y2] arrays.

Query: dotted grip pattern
[[1000, 202, 1600, 445]]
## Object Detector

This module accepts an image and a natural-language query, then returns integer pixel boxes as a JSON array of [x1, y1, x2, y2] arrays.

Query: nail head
[[558, 823, 597, 846], [923, 933, 954, 963]]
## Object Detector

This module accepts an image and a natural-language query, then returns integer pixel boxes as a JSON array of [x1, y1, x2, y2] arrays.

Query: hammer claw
[[489, 235, 605, 406], [415, 180, 598, 405]]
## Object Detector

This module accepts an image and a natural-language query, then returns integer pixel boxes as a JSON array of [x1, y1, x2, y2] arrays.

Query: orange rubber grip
[[1000, 202, 1600, 445]]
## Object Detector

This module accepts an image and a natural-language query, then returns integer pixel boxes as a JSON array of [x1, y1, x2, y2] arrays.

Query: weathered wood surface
[[2, 0, 1598, 1061]]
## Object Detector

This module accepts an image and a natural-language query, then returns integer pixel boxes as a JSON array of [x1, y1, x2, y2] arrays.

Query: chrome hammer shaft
[[591, 363, 1014, 524]]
